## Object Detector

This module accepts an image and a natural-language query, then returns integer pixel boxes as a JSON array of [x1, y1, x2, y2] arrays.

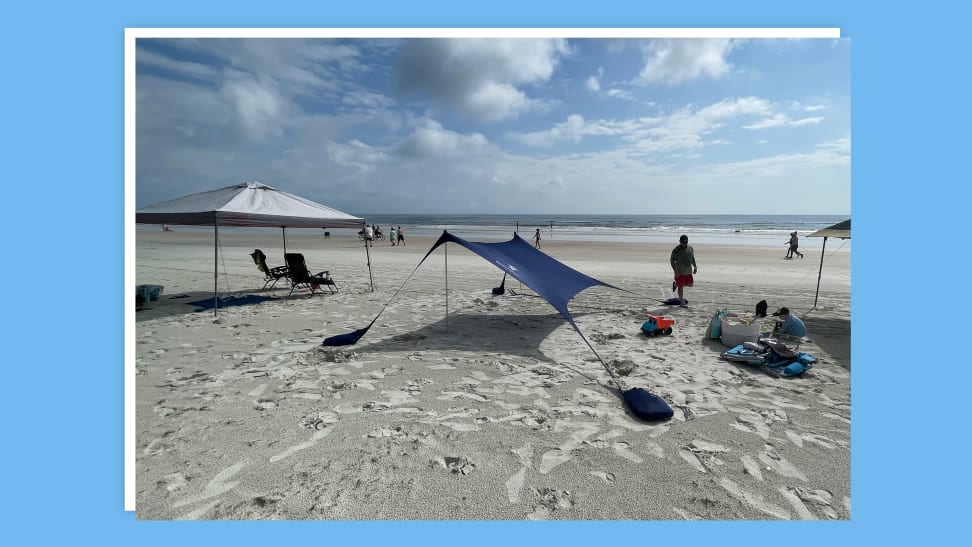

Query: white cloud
[[636, 39, 737, 86], [396, 120, 490, 158], [395, 38, 569, 121], [586, 67, 603, 92], [606, 88, 638, 101], [220, 77, 287, 141], [744, 114, 824, 130], [506, 97, 773, 153]]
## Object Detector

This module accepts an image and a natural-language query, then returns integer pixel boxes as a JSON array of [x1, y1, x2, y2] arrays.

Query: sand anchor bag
[[622, 387, 674, 421]]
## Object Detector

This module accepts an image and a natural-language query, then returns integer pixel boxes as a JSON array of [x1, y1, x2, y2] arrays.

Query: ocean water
[[358, 214, 851, 250], [138, 214, 850, 250]]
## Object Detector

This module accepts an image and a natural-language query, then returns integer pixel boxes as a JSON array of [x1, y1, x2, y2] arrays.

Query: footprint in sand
[[758, 445, 808, 481], [539, 449, 573, 474], [253, 398, 278, 410], [740, 455, 764, 481], [527, 487, 574, 519], [718, 477, 791, 520], [590, 471, 616, 484], [780, 486, 836, 520], [268, 430, 330, 463], [506, 467, 528, 502], [432, 456, 476, 475], [172, 459, 249, 508], [612, 442, 643, 464]]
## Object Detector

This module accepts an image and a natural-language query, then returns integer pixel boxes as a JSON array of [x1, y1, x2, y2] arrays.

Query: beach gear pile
[[720, 339, 816, 377]]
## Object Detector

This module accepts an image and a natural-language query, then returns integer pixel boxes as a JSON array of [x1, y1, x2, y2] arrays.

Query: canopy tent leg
[[362, 222, 375, 291], [281, 227, 287, 254], [213, 220, 220, 316], [813, 236, 828, 309], [444, 243, 449, 332]]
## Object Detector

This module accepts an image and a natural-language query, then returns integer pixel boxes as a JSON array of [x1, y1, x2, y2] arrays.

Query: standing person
[[389, 226, 397, 246], [533, 228, 542, 249], [788, 231, 804, 259], [365, 224, 374, 247], [670, 234, 698, 308], [397, 226, 405, 246]]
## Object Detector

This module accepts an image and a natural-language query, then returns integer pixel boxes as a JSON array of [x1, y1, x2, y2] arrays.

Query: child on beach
[[670, 234, 698, 308], [533, 228, 542, 249]]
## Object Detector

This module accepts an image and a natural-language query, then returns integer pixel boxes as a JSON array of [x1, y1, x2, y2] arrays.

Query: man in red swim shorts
[[670, 234, 698, 308]]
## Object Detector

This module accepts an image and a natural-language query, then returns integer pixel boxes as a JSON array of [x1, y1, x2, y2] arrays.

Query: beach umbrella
[[806, 219, 851, 308], [136, 182, 372, 313]]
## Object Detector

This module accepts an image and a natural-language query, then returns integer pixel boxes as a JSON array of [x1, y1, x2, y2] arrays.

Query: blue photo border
[[6, 0, 950, 545]]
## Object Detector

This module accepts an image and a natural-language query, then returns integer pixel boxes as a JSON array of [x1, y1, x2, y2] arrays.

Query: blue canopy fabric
[[324, 230, 628, 346]]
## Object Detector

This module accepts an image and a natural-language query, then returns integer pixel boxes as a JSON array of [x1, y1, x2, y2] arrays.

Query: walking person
[[389, 226, 397, 246], [533, 228, 542, 249], [365, 224, 374, 247], [787, 231, 804, 259], [396, 226, 405, 246], [670, 234, 698, 308]]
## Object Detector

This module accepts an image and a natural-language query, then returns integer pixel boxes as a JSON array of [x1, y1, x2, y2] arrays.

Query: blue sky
[[136, 36, 850, 215]]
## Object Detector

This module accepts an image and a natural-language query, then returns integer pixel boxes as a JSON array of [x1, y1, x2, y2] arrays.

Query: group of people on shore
[[362, 224, 405, 247], [670, 232, 806, 337]]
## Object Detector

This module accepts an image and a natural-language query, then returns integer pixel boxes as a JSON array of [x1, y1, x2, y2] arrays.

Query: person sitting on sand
[[773, 306, 807, 338]]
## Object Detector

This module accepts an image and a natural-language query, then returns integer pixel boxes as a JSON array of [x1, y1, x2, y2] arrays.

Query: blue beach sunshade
[[323, 231, 670, 420]]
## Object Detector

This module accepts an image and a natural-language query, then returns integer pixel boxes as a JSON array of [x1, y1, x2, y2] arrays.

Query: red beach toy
[[641, 314, 675, 336]]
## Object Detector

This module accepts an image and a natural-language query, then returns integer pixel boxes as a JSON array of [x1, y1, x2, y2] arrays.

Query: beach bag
[[708, 309, 730, 339], [622, 388, 674, 421], [755, 300, 768, 317]]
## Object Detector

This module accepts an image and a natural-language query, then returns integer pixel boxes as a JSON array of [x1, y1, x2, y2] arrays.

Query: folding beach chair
[[284, 253, 338, 296], [250, 249, 290, 290]]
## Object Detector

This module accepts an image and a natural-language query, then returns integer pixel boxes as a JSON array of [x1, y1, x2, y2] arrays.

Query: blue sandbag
[[622, 387, 674, 421]]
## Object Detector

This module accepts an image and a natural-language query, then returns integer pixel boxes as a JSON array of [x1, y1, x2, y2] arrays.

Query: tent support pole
[[813, 236, 828, 309], [214, 220, 220, 317], [444, 243, 449, 332], [362, 222, 375, 291], [282, 227, 287, 254], [364, 232, 374, 291]]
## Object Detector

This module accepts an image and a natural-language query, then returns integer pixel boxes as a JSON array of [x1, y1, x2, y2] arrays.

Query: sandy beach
[[133, 230, 850, 520]]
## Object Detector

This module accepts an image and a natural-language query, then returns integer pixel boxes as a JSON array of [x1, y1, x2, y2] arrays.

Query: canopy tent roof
[[136, 181, 364, 229], [325, 231, 629, 348], [807, 219, 851, 239], [432, 231, 626, 324]]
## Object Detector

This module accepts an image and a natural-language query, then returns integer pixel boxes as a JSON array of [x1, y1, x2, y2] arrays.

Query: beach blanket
[[188, 294, 276, 311]]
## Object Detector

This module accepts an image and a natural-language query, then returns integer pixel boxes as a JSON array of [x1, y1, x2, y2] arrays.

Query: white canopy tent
[[137, 182, 372, 312]]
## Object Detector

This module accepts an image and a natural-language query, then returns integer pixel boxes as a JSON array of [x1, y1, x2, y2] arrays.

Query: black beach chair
[[284, 253, 338, 296], [250, 249, 289, 290]]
